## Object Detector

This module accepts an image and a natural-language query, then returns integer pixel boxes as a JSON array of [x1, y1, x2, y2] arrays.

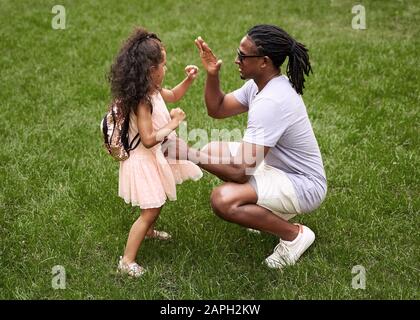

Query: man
[[167, 24, 327, 269]]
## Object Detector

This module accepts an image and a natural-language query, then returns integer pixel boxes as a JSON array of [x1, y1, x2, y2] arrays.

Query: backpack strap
[[128, 133, 141, 151]]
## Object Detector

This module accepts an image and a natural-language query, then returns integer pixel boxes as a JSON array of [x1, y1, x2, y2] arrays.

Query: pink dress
[[118, 92, 203, 209]]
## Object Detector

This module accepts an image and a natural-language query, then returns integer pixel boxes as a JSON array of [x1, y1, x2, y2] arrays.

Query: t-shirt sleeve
[[232, 80, 252, 107], [243, 98, 294, 147]]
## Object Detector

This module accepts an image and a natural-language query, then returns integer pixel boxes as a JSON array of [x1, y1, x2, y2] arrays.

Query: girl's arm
[[160, 65, 198, 103], [137, 102, 186, 149]]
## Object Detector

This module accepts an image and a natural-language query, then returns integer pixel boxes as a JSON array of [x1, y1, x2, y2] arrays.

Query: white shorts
[[228, 142, 301, 221]]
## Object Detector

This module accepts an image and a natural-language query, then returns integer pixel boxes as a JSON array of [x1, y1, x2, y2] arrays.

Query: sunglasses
[[236, 48, 265, 63]]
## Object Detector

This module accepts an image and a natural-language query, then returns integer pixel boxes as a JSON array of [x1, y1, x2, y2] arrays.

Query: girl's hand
[[185, 65, 199, 80], [170, 107, 186, 123]]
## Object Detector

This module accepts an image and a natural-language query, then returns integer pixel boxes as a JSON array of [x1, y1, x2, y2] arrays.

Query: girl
[[108, 27, 203, 278]]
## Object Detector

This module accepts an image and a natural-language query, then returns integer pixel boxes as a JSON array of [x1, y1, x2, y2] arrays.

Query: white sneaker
[[264, 224, 315, 269], [117, 256, 146, 278]]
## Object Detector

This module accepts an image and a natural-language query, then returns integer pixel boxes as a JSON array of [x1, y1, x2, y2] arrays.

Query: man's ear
[[262, 56, 274, 69], [260, 56, 269, 69]]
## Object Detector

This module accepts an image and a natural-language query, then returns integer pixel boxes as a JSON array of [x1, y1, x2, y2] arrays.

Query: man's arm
[[195, 37, 248, 119], [165, 138, 269, 183], [205, 76, 248, 119], [193, 142, 269, 183]]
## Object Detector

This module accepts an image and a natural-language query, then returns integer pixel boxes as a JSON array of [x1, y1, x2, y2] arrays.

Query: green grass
[[1, 0, 419, 299]]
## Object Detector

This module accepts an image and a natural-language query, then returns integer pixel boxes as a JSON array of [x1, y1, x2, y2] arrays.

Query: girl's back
[[127, 92, 175, 154], [119, 91, 202, 208]]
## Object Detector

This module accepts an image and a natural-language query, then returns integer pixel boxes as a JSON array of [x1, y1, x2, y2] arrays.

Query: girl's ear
[[149, 65, 157, 76]]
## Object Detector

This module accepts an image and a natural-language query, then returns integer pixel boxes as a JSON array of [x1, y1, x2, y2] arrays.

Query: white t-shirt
[[233, 75, 327, 212]]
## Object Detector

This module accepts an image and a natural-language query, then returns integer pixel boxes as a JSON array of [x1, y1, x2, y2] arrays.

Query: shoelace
[[270, 240, 292, 267]]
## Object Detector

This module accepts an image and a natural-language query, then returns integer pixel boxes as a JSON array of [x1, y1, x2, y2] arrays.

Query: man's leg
[[201, 141, 298, 240], [202, 142, 315, 268], [210, 182, 299, 241]]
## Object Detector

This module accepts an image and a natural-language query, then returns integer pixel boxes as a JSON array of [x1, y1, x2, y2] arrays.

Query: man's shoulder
[[258, 78, 302, 107], [241, 79, 257, 91], [263, 76, 295, 96]]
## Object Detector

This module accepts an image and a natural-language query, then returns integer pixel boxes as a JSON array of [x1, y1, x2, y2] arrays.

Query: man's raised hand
[[194, 36, 222, 76]]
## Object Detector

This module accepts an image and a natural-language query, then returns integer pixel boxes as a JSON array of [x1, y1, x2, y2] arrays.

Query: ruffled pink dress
[[118, 92, 203, 209]]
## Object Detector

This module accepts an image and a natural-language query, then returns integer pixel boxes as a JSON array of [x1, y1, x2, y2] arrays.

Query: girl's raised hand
[[185, 65, 199, 80]]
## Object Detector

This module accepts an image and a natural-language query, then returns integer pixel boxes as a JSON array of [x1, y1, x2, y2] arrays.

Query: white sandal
[[117, 256, 146, 278], [145, 230, 172, 241], [247, 228, 261, 234]]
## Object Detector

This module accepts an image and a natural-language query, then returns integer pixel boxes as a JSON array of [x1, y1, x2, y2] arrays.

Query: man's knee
[[210, 186, 224, 216], [210, 186, 236, 221]]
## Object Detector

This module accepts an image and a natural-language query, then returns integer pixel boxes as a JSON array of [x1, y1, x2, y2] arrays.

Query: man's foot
[[264, 224, 315, 269], [145, 230, 172, 241], [117, 256, 146, 278]]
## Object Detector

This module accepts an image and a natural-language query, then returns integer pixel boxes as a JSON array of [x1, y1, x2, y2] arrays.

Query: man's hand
[[194, 36, 223, 76]]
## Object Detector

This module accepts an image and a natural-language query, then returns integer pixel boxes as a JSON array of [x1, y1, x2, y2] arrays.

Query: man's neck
[[254, 71, 281, 93]]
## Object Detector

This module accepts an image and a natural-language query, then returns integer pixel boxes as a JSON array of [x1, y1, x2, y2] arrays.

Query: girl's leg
[[145, 221, 172, 240], [122, 206, 162, 264], [146, 222, 156, 237]]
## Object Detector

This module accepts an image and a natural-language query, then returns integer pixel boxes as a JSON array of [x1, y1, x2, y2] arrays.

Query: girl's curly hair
[[108, 27, 164, 116]]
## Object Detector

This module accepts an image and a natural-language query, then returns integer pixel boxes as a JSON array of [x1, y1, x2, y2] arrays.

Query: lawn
[[0, 0, 419, 299]]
